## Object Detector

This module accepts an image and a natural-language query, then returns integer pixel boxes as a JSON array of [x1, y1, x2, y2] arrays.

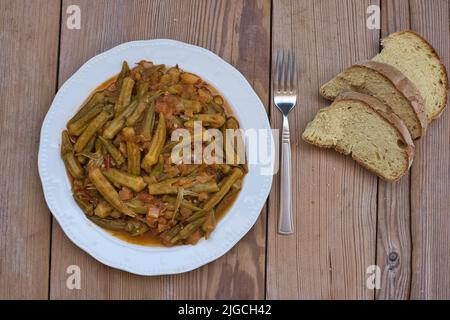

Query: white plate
[[38, 39, 274, 275]]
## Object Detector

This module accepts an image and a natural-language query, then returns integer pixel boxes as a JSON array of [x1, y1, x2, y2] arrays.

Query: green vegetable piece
[[94, 201, 113, 218], [68, 92, 105, 125], [142, 113, 166, 172], [98, 136, 125, 166], [103, 100, 138, 139], [127, 141, 141, 175], [73, 194, 93, 216], [68, 103, 104, 136], [88, 167, 136, 217], [74, 111, 111, 152], [127, 91, 162, 127], [114, 77, 135, 115], [89, 216, 127, 231], [103, 168, 147, 192]]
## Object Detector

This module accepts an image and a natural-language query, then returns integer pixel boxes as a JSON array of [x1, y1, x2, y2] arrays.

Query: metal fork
[[274, 49, 297, 235]]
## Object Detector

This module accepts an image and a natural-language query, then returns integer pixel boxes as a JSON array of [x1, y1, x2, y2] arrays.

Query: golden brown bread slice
[[302, 92, 414, 181], [320, 61, 427, 140], [372, 30, 449, 121]]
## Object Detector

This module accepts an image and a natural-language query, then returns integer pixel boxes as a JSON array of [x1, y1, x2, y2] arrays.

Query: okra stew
[[61, 61, 246, 246]]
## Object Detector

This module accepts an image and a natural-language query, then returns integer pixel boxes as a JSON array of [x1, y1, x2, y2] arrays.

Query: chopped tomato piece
[[136, 192, 154, 203], [118, 187, 133, 201]]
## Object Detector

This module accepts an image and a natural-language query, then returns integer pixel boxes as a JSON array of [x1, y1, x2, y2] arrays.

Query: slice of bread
[[372, 30, 449, 121], [320, 61, 427, 139], [302, 92, 414, 181]]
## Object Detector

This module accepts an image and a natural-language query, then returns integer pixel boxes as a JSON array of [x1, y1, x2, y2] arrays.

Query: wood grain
[[1, 0, 449, 300], [409, 0, 450, 299], [376, 0, 412, 300], [49, 0, 270, 299], [267, 0, 379, 299], [0, 0, 60, 299]]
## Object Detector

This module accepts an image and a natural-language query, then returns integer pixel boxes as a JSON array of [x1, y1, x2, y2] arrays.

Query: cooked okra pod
[[203, 168, 243, 212], [215, 188, 239, 217], [161, 195, 202, 211], [202, 210, 216, 239], [161, 141, 178, 154], [68, 92, 105, 125], [63, 153, 85, 179], [88, 167, 136, 217], [142, 113, 166, 172], [102, 168, 147, 192], [73, 194, 94, 216], [89, 216, 127, 231], [127, 141, 141, 175], [161, 225, 182, 243], [182, 99, 202, 114], [126, 93, 149, 127], [98, 136, 125, 166], [114, 77, 135, 115], [61, 130, 74, 156], [115, 61, 130, 89], [102, 100, 138, 139], [125, 220, 149, 236], [180, 72, 200, 84], [125, 198, 148, 215], [61, 130, 84, 178], [136, 82, 149, 98], [190, 182, 219, 193], [94, 201, 113, 218], [186, 168, 243, 222], [149, 155, 164, 177], [223, 117, 244, 165], [193, 114, 226, 128], [226, 117, 240, 129], [74, 111, 111, 152], [148, 180, 217, 195], [77, 135, 96, 164], [148, 182, 178, 195], [68, 103, 104, 136], [171, 217, 206, 244], [208, 102, 224, 114], [127, 91, 162, 127], [141, 101, 155, 139]]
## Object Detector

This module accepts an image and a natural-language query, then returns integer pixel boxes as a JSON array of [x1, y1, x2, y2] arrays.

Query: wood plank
[[376, 0, 412, 300], [409, 0, 450, 299], [267, 0, 379, 299], [50, 0, 270, 299], [0, 0, 60, 299]]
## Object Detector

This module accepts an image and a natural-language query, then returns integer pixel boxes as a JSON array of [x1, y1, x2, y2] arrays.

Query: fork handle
[[279, 114, 294, 235]]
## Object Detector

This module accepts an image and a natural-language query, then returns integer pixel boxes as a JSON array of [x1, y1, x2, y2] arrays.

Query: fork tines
[[274, 49, 297, 94]]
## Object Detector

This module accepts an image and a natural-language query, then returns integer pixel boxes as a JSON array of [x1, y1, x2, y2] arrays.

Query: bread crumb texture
[[320, 65, 423, 139], [373, 31, 448, 120], [302, 99, 410, 181]]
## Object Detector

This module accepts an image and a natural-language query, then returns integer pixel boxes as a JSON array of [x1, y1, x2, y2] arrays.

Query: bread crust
[[303, 92, 415, 181], [354, 61, 428, 139], [382, 30, 449, 120], [319, 85, 337, 101], [320, 60, 428, 139]]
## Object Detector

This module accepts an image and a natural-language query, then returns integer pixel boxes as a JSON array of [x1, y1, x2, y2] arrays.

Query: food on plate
[[61, 60, 246, 246], [302, 92, 414, 181], [320, 61, 427, 139]]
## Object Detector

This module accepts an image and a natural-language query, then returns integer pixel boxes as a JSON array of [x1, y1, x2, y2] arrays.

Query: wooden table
[[1, 0, 449, 300]]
